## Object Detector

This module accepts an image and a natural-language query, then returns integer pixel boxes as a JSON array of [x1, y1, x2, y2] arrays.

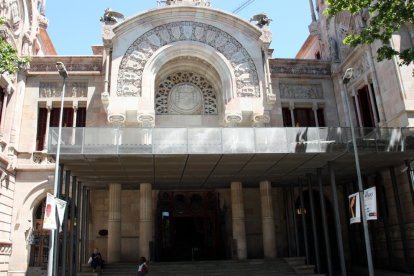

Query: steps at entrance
[[99, 259, 299, 276], [284, 257, 316, 275]]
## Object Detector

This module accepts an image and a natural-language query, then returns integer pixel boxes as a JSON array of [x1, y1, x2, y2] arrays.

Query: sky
[[46, 0, 313, 58]]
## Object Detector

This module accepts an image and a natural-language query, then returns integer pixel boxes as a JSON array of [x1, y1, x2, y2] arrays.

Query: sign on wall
[[349, 187, 378, 224], [349, 192, 361, 224], [364, 187, 377, 220], [43, 193, 57, 230]]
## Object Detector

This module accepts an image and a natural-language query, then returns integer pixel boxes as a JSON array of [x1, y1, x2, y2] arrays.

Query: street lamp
[[47, 62, 68, 276], [342, 68, 374, 276]]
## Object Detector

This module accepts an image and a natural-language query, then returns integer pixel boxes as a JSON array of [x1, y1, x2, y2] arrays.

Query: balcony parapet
[[47, 127, 414, 156]]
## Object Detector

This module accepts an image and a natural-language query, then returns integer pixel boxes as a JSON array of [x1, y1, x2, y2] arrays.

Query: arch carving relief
[[117, 21, 260, 98], [156, 72, 218, 115]]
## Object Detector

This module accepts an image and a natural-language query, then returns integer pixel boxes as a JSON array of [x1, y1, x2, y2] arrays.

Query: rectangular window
[[294, 108, 316, 127], [35, 108, 48, 151], [357, 86, 375, 127], [50, 108, 74, 127], [282, 107, 292, 127], [317, 109, 326, 127], [76, 107, 86, 127], [35, 107, 81, 151], [0, 88, 5, 125]]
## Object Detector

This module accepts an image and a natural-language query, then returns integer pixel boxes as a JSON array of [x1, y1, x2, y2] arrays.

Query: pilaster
[[107, 183, 121, 262], [230, 181, 247, 260]]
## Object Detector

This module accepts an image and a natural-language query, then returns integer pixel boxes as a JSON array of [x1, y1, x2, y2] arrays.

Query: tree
[[0, 17, 30, 75], [325, 0, 414, 67]]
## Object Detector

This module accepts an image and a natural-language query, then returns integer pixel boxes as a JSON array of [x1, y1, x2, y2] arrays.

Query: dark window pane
[[0, 88, 4, 125], [36, 108, 48, 151], [282, 107, 292, 127], [76, 107, 86, 127]]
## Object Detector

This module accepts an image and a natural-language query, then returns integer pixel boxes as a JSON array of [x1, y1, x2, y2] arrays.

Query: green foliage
[[0, 17, 31, 75], [325, 0, 414, 67]]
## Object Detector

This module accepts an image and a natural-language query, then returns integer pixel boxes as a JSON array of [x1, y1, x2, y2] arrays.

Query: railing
[[47, 127, 414, 155]]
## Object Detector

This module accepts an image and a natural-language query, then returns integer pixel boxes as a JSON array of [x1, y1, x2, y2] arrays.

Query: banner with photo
[[43, 193, 57, 230], [55, 197, 67, 232], [364, 187, 377, 220], [349, 192, 361, 224]]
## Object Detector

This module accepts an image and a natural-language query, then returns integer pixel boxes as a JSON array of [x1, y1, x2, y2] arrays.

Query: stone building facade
[[0, 0, 413, 275]]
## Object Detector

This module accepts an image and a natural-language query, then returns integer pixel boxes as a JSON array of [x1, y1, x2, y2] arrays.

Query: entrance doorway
[[155, 191, 223, 261], [295, 190, 340, 273]]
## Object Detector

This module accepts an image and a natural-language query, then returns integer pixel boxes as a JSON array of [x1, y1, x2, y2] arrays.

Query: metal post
[[307, 174, 320, 273], [299, 180, 310, 264], [75, 181, 82, 272], [290, 186, 300, 256], [390, 167, 410, 271], [81, 186, 87, 265], [376, 173, 394, 268], [343, 68, 374, 276], [52, 165, 64, 275], [404, 160, 414, 207], [329, 163, 347, 276], [85, 189, 90, 262], [47, 62, 68, 276], [69, 176, 77, 276], [61, 170, 71, 276], [284, 188, 293, 256], [317, 168, 332, 276]]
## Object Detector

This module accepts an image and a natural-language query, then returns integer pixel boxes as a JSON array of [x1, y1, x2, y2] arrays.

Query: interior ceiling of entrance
[[60, 152, 411, 189]]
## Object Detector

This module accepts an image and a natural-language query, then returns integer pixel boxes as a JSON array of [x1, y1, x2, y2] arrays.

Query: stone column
[[43, 104, 52, 150], [260, 180, 276, 258], [139, 183, 153, 259], [312, 103, 319, 128], [231, 181, 247, 260], [365, 77, 379, 125], [72, 104, 78, 145], [108, 183, 122, 262], [289, 102, 295, 127]]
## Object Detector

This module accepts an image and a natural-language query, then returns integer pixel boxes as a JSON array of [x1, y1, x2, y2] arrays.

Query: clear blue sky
[[46, 0, 313, 58]]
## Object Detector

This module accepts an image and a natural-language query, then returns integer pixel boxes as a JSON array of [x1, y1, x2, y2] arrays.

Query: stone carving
[[349, 52, 371, 81], [253, 114, 270, 127], [169, 84, 202, 115], [39, 82, 88, 98], [224, 113, 242, 127], [156, 72, 218, 115], [68, 82, 88, 97], [0, 244, 12, 255], [279, 84, 324, 99], [117, 21, 260, 97], [100, 8, 124, 24], [250, 13, 272, 28], [30, 63, 102, 72], [39, 82, 58, 98], [335, 11, 357, 60], [22, 32, 32, 56], [270, 65, 330, 76], [2, 0, 21, 29]]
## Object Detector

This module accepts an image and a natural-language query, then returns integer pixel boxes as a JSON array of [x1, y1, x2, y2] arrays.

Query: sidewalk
[[349, 266, 413, 276]]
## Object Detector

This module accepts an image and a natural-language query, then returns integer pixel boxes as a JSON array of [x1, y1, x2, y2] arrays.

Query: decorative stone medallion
[[169, 83, 203, 115], [156, 72, 218, 115], [117, 21, 260, 98]]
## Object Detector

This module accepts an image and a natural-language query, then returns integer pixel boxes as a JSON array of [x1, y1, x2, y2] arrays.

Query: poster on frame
[[349, 192, 361, 224]]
